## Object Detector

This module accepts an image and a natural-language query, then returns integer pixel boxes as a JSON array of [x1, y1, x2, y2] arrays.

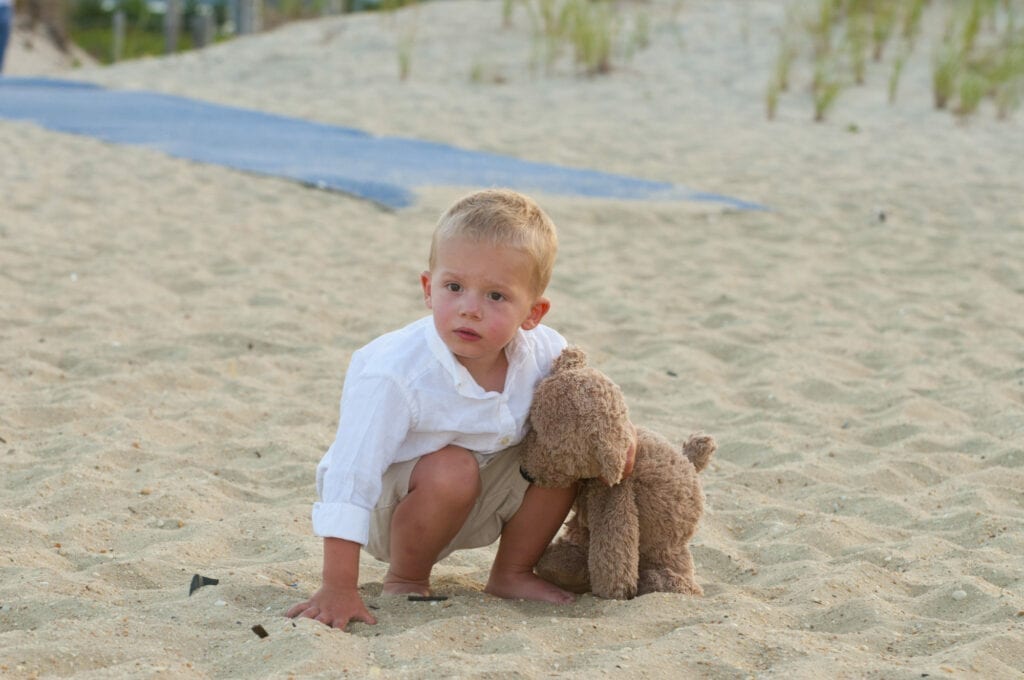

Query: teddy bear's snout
[[519, 465, 536, 484]]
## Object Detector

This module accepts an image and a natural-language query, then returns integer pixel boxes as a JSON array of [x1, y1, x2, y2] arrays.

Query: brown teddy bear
[[520, 346, 715, 600]]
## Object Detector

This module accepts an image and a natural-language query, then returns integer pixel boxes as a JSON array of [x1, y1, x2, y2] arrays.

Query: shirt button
[[500, 437, 510, 446]]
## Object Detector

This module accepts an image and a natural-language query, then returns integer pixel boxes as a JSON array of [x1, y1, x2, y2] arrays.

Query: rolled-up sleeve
[[312, 367, 414, 544]]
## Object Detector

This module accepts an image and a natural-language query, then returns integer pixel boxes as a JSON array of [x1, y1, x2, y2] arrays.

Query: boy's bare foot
[[485, 570, 575, 604]]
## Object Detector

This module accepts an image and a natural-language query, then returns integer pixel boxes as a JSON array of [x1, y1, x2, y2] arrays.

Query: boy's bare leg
[[383, 447, 481, 595], [485, 483, 577, 604]]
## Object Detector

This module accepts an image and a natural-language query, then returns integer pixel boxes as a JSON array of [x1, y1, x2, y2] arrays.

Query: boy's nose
[[460, 297, 482, 318]]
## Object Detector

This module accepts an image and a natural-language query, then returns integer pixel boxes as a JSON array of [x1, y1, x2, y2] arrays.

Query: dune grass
[[563, 0, 617, 74], [511, 0, 650, 77], [522, 0, 618, 75], [768, 0, 1024, 122], [766, 30, 799, 120], [812, 55, 844, 121]]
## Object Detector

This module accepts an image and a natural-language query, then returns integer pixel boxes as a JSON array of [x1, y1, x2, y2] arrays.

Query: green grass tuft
[[768, 0, 1024, 122]]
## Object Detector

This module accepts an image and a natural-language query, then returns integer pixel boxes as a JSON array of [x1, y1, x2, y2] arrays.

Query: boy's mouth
[[454, 327, 481, 341]]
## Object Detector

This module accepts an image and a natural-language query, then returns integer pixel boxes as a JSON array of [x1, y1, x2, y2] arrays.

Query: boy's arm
[[285, 538, 377, 629]]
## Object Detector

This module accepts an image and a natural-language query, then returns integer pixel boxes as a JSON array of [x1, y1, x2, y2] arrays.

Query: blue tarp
[[0, 77, 765, 211]]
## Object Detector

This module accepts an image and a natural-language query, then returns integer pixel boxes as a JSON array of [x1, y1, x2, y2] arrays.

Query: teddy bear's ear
[[552, 346, 588, 374], [597, 433, 628, 486]]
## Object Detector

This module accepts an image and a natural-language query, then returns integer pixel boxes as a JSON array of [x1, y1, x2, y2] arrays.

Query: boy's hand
[[285, 537, 375, 630], [286, 585, 377, 630]]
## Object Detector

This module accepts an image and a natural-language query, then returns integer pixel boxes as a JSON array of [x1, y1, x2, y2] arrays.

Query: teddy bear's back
[[631, 427, 706, 551]]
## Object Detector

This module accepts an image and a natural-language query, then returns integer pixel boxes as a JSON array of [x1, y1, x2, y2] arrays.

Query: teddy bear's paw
[[638, 569, 704, 596], [592, 583, 638, 601], [672, 576, 704, 596]]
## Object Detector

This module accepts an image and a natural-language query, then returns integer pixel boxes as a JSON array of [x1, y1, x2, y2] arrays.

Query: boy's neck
[[459, 349, 509, 393]]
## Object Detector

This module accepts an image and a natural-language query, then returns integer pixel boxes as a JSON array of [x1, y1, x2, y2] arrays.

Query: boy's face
[[421, 236, 550, 374]]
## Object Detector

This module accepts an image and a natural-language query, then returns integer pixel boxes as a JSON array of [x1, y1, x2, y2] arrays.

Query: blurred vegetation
[[18, 0, 71, 51], [69, 0, 210, 61], [26, 0, 649, 78], [512, 0, 651, 77], [26, 0, 396, 65], [767, 0, 1024, 122]]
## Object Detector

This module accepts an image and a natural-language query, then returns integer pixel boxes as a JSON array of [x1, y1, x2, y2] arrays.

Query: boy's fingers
[[284, 601, 310, 618], [315, 612, 339, 627], [285, 598, 377, 629]]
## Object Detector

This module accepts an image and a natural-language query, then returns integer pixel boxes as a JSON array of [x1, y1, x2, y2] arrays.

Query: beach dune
[[1, 1, 1022, 677]]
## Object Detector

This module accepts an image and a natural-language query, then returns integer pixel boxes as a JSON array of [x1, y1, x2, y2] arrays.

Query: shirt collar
[[423, 317, 532, 396]]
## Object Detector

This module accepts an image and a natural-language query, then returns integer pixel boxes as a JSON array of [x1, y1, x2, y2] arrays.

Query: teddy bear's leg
[[637, 568, 703, 596], [637, 545, 703, 596], [587, 485, 640, 600], [536, 538, 591, 594], [535, 510, 591, 593]]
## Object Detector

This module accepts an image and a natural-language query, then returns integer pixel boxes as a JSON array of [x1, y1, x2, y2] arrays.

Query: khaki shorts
[[365, 445, 530, 563]]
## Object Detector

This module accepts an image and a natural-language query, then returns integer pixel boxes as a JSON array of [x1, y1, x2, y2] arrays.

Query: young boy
[[287, 189, 632, 631]]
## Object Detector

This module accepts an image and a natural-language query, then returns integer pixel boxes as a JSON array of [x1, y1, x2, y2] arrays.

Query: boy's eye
[[487, 292, 505, 302], [445, 283, 462, 292]]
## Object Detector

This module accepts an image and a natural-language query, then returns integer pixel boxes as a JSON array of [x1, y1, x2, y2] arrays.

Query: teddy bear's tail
[[684, 434, 716, 473], [552, 345, 589, 373]]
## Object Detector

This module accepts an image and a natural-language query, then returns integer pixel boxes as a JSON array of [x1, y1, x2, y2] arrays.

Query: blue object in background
[[0, 2, 12, 74], [0, 77, 766, 211]]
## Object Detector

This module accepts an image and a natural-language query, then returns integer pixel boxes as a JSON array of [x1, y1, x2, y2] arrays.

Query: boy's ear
[[521, 296, 550, 331], [420, 271, 432, 309]]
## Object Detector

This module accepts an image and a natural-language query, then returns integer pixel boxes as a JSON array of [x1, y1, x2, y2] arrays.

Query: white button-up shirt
[[312, 315, 567, 544]]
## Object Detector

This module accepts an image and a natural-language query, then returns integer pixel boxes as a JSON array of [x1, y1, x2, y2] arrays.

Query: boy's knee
[[411, 446, 481, 503]]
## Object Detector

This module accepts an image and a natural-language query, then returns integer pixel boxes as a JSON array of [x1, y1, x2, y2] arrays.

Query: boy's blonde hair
[[428, 189, 558, 296]]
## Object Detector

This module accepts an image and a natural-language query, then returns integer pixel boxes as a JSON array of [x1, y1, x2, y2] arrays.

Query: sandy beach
[[2, 0, 1023, 677]]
